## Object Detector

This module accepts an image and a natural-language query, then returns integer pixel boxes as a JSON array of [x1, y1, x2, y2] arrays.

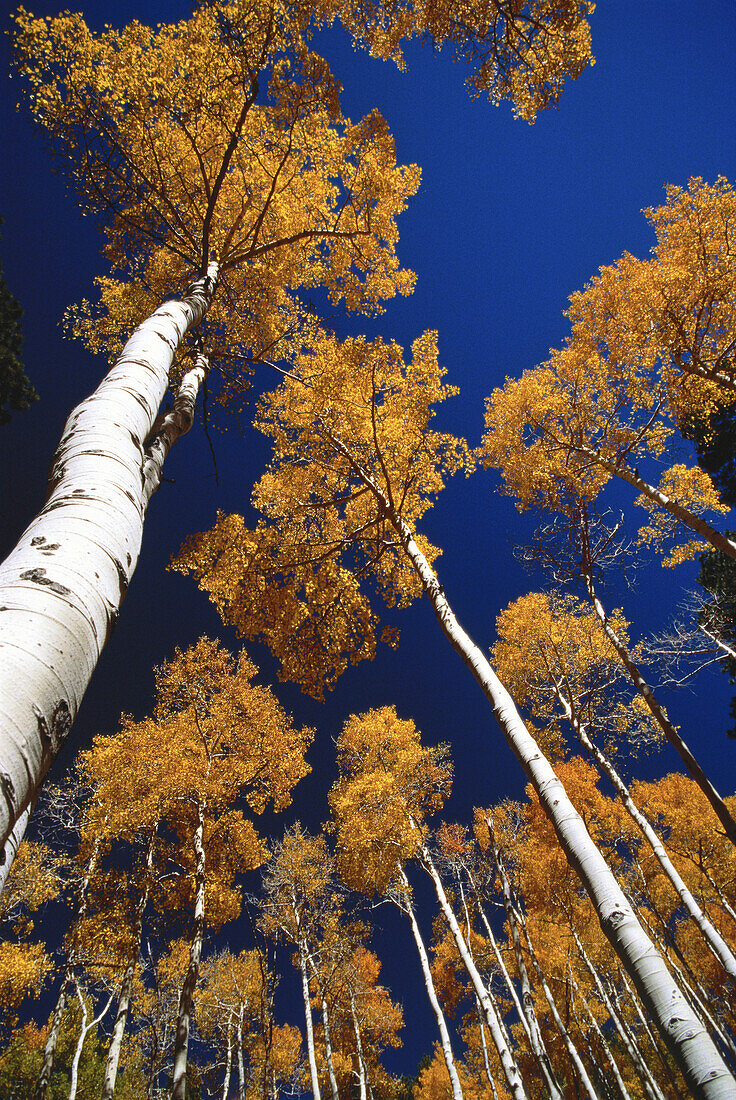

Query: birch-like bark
[[299, 943, 322, 1100], [36, 833, 102, 1100], [554, 683, 736, 977], [483, 822, 564, 1099], [221, 1019, 233, 1100], [236, 1015, 246, 1100], [68, 983, 115, 1100], [102, 827, 156, 1099], [396, 866, 464, 1100], [572, 974, 633, 1100], [0, 802, 32, 893], [573, 930, 666, 1100], [582, 573, 736, 847], [467, 876, 531, 1044], [517, 915, 599, 1100], [475, 1007, 500, 1100], [419, 846, 529, 1100], [577, 445, 736, 561], [614, 969, 681, 1095], [324, 415, 736, 1094], [349, 991, 369, 1100], [171, 798, 207, 1100], [382, 505, 735, 1098], [0, 264, 218, 850], [321, 994, 341, 1100]]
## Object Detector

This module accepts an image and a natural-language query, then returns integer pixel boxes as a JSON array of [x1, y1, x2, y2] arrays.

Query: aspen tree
[[481, 178, 736, 568], [492, 590, 736, 977], [1, 0, 418, 851], [82, 637, 310, 1099], [261, 825, 333, 1099], [327, 706, 464, 1100], [178, 329, 736, 1096]]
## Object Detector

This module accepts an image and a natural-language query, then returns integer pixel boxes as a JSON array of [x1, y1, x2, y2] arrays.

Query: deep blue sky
[[1, 0, 735, 1084]]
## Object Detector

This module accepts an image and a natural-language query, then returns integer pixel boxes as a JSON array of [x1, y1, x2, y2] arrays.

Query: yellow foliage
[[481, 178, 736, 561], [492, 591, 660, 757], [0, 942, 51, 1017], [635, 463, 729, 567], [173, 330, 471, 697], [13, 2, 419, 389], [328, 706, 452, 893]]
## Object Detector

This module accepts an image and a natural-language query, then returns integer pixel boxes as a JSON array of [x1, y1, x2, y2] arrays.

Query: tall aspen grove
[[0, 0, 735, 1098]]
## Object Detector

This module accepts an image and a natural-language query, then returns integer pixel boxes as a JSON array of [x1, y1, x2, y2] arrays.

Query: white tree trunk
[[482, 823, 562, 1098], [102, 827, 156, 1099], [385, 509, 735, 1099], [419, 846, 529, 1100], [519, 911, 599, 1099], [172, 798, 207, 1100], [68, 982, 115, 1100], [348, 991, 368, 1100], [0, 265, 218, 850], [318, 427, 735, 1098], [572, 974, 633, 1100], [299, 944, 322, 1100], [555, 684, 736, 978], [475, 1007, 499, 1100], [36, 834, 102, 1100], [584, 576, 736, 847], [237, 1015, 246, 1100], [321, 995, 341, 1100], [573, 929, 666, 1100], [221, 1019, 233, 1100], [396, 866, 464, 1100], [578, 445, 736, 561]]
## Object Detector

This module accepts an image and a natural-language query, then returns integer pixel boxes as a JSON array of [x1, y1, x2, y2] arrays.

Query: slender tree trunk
[[572, 929, 666, 1100], [475, 1007, 500, 1100], [36, 834, 103, 1100], [572, 972, 633, 1100], [578, 445, 736, 561], [321, 995, 340, 1100], [419, 846, 530, 1100], [102, 827, 156, 1100], [582, 570, 736, 847], [381, 500, 735, 1098], [512, 900, 600, 1098], [467, 876, 532, 1044], [348, 991, 369, 1100], [298, 944, 322, 1100], [396, 866, 464, 1100], [68, 982, 115, 1100], [554, 682, 736, 977], [236, 1015, 246, 1100], [172, 798, 208, 1100], [0, 264, 218, 850], [221, 1019, 233, 1100], [483, 821, 564, 1098], [616, 968, 683, 1094]]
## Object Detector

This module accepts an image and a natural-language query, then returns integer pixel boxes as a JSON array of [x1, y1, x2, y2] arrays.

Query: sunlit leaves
[[328, 706, 452, 894], [173, 330, 471, 696]]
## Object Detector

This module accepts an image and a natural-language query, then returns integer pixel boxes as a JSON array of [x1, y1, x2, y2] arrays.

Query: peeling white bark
[[0, 265, 218, 850]]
